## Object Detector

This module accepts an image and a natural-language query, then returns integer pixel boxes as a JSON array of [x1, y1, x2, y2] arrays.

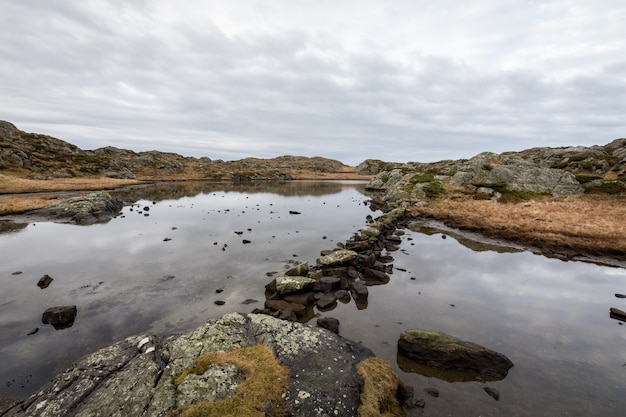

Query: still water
[[1, 181, 625, 416]]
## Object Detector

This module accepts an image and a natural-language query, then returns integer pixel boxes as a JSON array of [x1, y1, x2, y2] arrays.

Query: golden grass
[[0, 174, 141, 194], [411, 194, 626, 257], [357, 357, 406, 417], [0, 196, 59, 215], [168, 344, 289, 417]]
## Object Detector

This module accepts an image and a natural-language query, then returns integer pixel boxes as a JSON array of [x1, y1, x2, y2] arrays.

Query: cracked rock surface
[[2, 313, 374, 417]]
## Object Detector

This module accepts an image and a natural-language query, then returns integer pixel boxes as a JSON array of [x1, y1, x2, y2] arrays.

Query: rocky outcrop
[[2, 313, 404, 417], [397, 329, 514, 381], [366, 139, 626, 206], [26, 191, 123, 225], [355, 159, 401, 175]]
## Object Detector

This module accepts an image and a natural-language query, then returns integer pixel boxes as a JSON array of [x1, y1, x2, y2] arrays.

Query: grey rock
[[5, 313, 375, 417], [317, 317, 340, 334], [319, 276, 341, 292], [41, 306, 77, 330], [318, 249, 357, 266], [398, 329, 514, 380], [350, 280, 369, 305], [285, 261, 309, 276], [27, 192, 124, 225], [274, 275, 316, 295]]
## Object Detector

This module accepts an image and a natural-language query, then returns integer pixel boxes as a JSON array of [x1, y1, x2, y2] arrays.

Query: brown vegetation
[[169, 344, 289, 417], [357, 357, 406, 417], [411, 194, 626, 259]]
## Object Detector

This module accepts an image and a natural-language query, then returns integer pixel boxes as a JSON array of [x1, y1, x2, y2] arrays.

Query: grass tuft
[[168, 344, 289, 417], [357, 357, 406, 417]]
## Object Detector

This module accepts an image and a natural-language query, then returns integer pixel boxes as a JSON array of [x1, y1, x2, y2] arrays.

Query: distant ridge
[[0, 121, 349, 181]]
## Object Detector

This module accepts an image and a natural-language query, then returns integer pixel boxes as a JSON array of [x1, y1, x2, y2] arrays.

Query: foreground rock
[[26, 191, 123, 225], [3, 313, 407, 417], [397, 329, 514, 381]]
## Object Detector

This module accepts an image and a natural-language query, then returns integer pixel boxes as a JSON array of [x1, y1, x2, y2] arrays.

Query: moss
[[357, 358, 406, 417], [423, 181, 445, 198], [169, 344, 289, 417], [409, 173, 435, 184], [585, 180, 626, 195], [575, 174, 602, 184]]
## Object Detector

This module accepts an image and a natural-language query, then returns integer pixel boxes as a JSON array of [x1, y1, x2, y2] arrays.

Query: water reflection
[[0, 181, 375, 398], [1, 181, 625, 416]]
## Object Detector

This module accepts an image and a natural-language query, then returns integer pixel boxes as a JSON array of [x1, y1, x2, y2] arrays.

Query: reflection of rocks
[[42, 306, 77, 330], [5, 313, 401, 417], [27, 192, 123, 225], [0, 220, 28, 234], [397, 329, 514, 381]]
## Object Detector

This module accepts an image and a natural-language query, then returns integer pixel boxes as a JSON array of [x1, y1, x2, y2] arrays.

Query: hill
[[0, 120, 356, 182]]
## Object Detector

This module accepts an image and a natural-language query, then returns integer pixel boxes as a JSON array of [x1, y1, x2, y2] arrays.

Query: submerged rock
[[4, 313, 386, 417]]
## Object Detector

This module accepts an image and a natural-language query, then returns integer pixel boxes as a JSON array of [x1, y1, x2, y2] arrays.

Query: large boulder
[[397, 329, 514, 381], [26, 191, 124, 225], [4, 313, 397, 417]]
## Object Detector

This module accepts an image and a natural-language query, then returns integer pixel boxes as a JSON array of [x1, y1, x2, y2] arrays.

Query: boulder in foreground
[[3, 313, 408, 417]]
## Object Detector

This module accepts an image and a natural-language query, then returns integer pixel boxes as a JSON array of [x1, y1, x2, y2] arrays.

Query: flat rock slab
[[318, 249, 357, 266], [4, 313, 375, 417]]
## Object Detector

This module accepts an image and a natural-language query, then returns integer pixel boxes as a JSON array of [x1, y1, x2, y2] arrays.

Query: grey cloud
[[1, 1, 625, 165]]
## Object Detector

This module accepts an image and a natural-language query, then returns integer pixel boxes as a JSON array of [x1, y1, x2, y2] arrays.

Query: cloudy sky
[[1, 1, 625, 165]]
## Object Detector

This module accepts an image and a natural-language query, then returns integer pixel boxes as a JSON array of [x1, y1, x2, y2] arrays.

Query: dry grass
[[0, 174, 141, 194], [0, 196, 59, 215], [357, 357, 406, 417], [411, 194, 626, 258], [169, 344, 289, 417]]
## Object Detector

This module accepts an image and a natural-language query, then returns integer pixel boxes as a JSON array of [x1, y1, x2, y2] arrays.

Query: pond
[[1, 180, 625, 416]]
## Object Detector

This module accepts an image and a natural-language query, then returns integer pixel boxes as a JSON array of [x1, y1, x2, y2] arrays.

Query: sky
[[1, 1, 625, 165]]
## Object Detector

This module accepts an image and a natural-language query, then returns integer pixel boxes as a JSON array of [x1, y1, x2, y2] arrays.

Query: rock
[[484, 386, 500, 401], [397, 329, 514, 380], [28, 192, 124, 225], [41, 306, 77, 330], [265, 299, 307, 318], [274, 275, 316, 295], [336, 289, 351, 302], [320, 276, 341, 292], [284, 292, 315, 306], [5, 313, 388, 417], [285, 261, 309, 276], [316, 294, 338, 310], [350, 280, 369, 305], [319, 249, 358, 266], [36, 274, 53, 289], [317, 317, 340, 334], [610, 307, 626, 322]]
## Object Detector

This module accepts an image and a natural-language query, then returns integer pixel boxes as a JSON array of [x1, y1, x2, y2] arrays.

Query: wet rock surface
[[397, 329, 514, 381], [2, 313, 378, 417]]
